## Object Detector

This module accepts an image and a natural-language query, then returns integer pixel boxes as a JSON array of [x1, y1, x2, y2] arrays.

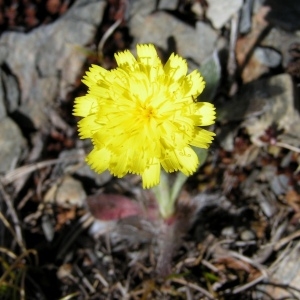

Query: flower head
[[73, 44, 216, 188]]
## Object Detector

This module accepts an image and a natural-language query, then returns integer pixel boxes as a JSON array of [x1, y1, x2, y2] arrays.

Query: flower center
[[138, 104, 157, 122]]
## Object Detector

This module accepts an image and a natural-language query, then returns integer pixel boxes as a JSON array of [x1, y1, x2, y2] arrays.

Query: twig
[[171, 278, 215, 299], [226, 251, 268, 294], [274, 229, 300, 251], [74, 264, 95, 294], [1, 153, 85, 186], [233, 275, 266, 295], [274, 141, 300, 154]]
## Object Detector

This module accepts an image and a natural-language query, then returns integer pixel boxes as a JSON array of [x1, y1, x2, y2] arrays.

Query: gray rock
[[1, 69, 20, 113], [262, 27, 299, 67], [253, 47, 282, 68], [137, 11, 218, 66], [206, 0, 243, 29], [127, 0, 157, 44], [264, 242, 300, 299], [239, 0, 254, 34], [242, 74, 299, 145], [0, 71, 6, 120], [0, 0, 106, 129], [253, 0, 265, 14], [0, 45, 7, 64], [158, 0, 178, 10], [17, 76, 59, 128], [0, 117, 26, 173]]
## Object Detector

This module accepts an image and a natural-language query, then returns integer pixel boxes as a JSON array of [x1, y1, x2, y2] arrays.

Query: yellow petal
[[82, 64, 108, 87], [128, 150, 147, 174], [142, 158, 161, 188], [164, 53, 187, 81], [137, 44, 164, 82], [73, 95, 98, 117], [109, 151, 129, 178], [195, 102, 216, 126], [161, 150, 180, 173], [114, 50, 138, 70], [182, 70, 205, 98], [137, 44, 159, 66], [86, 147, 111, 173], [176, 147, 198, 175], [78, 115, 100, 138], [190, 128, 215, 148]]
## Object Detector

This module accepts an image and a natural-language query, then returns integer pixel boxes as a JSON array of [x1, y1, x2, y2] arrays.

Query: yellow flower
[[73, 44, 216, 188]]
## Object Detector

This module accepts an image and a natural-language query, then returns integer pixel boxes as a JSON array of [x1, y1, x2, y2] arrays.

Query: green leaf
[[198, 51, 221, 101]]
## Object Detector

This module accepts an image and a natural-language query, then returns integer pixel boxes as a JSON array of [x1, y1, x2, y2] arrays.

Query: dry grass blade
[[226, 251, 268, 294], [0, 247, 17, 260], [0, 249, 37, 286], [58, 292, 80, 300], [274, 229, 300, 251], [0, 182, 25, 252], [98, 19, 122, 59], [1, 154, 85, 186]]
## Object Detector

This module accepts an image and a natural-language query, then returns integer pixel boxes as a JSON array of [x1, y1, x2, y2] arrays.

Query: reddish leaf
[[87, 194, 143, 221]]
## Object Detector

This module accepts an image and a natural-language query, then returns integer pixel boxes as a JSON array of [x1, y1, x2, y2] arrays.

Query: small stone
[[254, 47, 282, 68], [221, 226, 235, 238], [240, 229, 256, 241], [44, 175, 86, 208], [270, 174, 289, 196]]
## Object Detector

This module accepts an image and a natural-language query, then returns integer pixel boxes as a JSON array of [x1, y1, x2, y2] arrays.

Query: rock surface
[[0, 117, 27, 173], [137, 11, 218, 66], [206, 0, 243, 29], [0, 0, 106, 129]]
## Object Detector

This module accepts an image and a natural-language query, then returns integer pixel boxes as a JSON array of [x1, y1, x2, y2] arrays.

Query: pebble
[[254, 46, 282, 67], [240, 229, 256, 241], [221, 226, 236, 238], [44, 175, 86, 208]]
